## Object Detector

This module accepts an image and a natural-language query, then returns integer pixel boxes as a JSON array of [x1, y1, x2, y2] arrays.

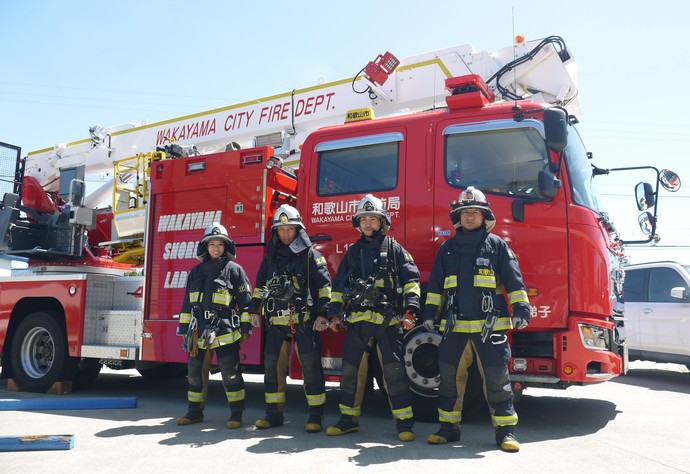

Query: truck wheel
[[411, 391, 439, 422], [403, 325, 487, 418], [403, 325, 442, 398], [403, 325, 441, 421], [10, 312, 75, 393]]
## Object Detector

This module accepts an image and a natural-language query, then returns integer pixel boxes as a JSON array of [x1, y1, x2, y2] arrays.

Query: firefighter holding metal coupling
[[326, 194, 421, 442], [248, 204, 332, 433], [176, 223, 253, 429], [422, 187, 530, 452]]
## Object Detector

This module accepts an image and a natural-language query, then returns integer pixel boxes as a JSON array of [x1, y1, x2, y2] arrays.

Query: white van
[[623, 261, 690, 370]]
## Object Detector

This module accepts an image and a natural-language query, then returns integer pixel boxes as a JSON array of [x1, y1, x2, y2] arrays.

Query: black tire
[[402, 325, 487, 418], [10, 312, 75, 393], [403, 326, 441, 398], [136, 362, 187, 380], [412, 392, 439, 422], [73, 359, 102, 389], [403, 326, 441, 421]]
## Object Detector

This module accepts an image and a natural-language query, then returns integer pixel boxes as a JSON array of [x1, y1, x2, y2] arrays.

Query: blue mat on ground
[[0, 434, 75, 451], [0, 396, 137, 410]]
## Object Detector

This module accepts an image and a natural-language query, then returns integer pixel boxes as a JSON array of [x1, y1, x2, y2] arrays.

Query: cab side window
[[623, 269, 646, 303], [317, 141, 399, 196], [648, 268, 686, 303]]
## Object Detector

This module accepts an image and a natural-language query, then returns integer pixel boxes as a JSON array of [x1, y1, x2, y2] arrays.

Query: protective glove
[[240, 322, 253, 343], [181, 335, 189, 352], [330, 315, 345, 332], [313, 315, 330, 332], [250, 313, 262, 328], [422, 319, 436, 331], [512, 315, 529, 330], [400, 309, 416, 331]]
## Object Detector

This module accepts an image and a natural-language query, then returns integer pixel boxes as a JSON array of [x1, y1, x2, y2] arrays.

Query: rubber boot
[[305, 414, 323, 433], [326, 415, 359, 436], [176, 402, 204, 426], [226, 411, 243, 429], [396, 419, 415, 442], [427, 422, 460, 445], [255, 411, 284, 429], [496, 432, 520, 452]]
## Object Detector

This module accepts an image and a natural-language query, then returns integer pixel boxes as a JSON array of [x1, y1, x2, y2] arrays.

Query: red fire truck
[[0, 36, 679, 406]]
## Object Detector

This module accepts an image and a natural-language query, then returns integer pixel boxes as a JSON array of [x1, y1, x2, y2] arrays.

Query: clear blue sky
[[1, 0, 689, 263]]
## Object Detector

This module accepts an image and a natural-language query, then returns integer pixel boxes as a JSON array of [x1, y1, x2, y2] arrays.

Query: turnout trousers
[[186, 343, 245, 413], [338, 321, 413, 422], [437, 331, 517, 433], [263, 324, 326, 416]]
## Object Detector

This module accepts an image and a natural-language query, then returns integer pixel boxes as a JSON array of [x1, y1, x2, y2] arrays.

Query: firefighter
[[326, 194, 421, 442], [176, 223, 253, 429], [422, 187, 530, 452], [248, 204, 332, 433]]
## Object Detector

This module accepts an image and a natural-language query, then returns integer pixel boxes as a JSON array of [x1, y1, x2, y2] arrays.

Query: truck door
[[431, 119, 570, 330], [300, 129, 406, 373], [303, 130, 407, 276]]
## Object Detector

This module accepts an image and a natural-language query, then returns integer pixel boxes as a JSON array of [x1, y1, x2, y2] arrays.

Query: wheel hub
[[403, 328, 442, 394], [20, 327, 55, 379]]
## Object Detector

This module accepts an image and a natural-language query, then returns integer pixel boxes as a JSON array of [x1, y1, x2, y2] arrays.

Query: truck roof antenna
[[511, 8, 520, 111]]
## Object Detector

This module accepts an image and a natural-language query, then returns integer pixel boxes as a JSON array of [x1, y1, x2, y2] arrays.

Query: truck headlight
[[579, 323, 609, 351]]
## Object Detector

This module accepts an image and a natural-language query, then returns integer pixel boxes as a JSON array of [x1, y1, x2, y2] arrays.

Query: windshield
[[444, 123, 548, 198], [563, 126, 604, 213]]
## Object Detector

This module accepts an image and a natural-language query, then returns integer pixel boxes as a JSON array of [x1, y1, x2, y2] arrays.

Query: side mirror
[[538, 169, 562, 199], [660, 169, 681, 192], [544, 108, 568, 152], [634, 182, 655, 210], [637, 211, 654, 236], [670, 287, 687, 301]]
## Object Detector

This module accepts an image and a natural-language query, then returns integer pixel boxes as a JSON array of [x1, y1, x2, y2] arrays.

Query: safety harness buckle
[[230, 311, 241, 329]]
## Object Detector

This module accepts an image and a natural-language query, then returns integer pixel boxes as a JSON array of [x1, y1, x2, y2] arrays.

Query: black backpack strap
[[379, 235, 390, 288], [381, 236, 401, 305], [303, 247, 314, 308], [342, 242, 361, 283]]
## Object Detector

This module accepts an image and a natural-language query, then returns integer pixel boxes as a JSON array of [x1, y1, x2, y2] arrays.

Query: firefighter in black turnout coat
[[422, 187, 530, 452], [248, 204, 332, 433], [326, 194, 421, 442], [177, 223, 253, 429]]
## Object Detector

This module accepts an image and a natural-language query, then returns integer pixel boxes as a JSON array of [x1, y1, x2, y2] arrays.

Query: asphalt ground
[[1, 360, 689, 473]]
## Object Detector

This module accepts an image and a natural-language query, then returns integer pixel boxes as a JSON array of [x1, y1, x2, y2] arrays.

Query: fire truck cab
[[297, 83, 621, 401]]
